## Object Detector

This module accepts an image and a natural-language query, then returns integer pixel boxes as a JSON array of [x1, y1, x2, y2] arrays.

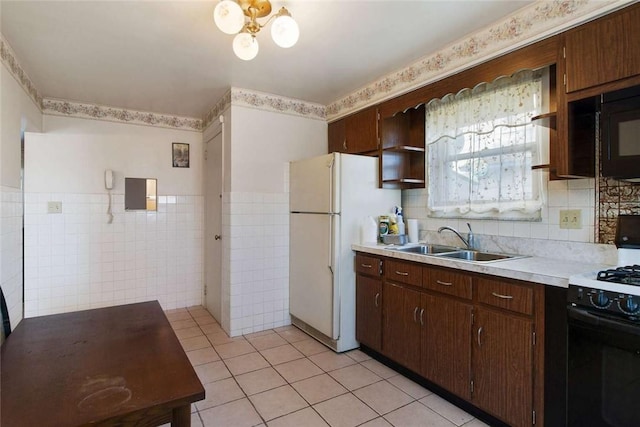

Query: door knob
[[214, 235, 222, 240]]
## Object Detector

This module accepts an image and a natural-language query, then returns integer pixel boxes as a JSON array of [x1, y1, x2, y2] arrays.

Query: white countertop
[[352, 243, 613, 288]]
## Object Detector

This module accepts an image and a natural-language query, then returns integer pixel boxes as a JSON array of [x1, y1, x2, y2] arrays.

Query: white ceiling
[[1, 1, 534, 119]]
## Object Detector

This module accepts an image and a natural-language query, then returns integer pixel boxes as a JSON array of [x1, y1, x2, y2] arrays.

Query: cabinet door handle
[[477, 327, 483, 347], [436, 280, 453, 286], [395, 271, 409, 276], [420, 308, 424, 326], [361, 263, 372, 268], [343, 139, 347, 151], [492, 292, 514, 300], [413, 306, 419, 323], [374, 293, 380, 307]]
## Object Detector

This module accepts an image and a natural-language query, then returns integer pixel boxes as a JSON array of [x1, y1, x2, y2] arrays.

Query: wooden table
[[1, 301, 205, 427]]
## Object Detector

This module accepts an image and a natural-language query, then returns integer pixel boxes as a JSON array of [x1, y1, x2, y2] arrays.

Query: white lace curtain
[[426, 69, 545, 220]]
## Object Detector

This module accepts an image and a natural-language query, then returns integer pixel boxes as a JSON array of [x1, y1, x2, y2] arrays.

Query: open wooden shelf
[[382, 145, 426, 153], [531, 111, 557, 128], [381, 178, 425, 189], [531, 164, 550, 170]]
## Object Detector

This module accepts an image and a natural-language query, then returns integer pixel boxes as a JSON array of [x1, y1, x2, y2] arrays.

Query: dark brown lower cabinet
[[472, 307, 534, 427], [422, 294, 473, 400], [402, 287, 422, 373], [355, 253, 542, 427], [382, 282, 421, 372], [355, 274, 382, 352], [382, 282, 405, 362]]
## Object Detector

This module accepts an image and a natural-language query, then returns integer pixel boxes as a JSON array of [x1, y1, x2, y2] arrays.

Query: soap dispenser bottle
[[395, 206, 405, 235]]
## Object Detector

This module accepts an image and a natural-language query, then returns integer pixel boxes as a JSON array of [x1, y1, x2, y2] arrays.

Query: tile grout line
[[192, 309, 268, 425], [170, 307, 481, 427]]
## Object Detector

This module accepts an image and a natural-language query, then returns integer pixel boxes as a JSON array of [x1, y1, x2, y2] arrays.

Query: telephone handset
[[105, 170, 114, 224], [105, 169, 114, 190]]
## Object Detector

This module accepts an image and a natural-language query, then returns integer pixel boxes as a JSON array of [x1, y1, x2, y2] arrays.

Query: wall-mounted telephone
[[105, 169, 114, 190], [105, 170, 114, 224]]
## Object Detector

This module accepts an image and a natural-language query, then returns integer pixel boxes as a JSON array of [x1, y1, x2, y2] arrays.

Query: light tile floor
[[164, 306, 490, 427]]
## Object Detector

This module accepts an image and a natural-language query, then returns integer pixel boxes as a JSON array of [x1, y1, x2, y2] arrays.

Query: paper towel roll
[[407, 219, 419, 243]]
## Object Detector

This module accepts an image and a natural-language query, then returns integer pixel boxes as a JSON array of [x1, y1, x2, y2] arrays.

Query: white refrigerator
[[289, 153, 401, 352]]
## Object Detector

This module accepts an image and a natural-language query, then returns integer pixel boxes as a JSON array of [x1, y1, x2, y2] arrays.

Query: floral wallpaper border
[[203, 90, 232, 130], [42, 99, 203, 131], [231, 88, 326, 120], [3, 1, 634, 130], [326, 0, 633, 120], [1, 36, 43, 109], [202, 88, 326, 130]]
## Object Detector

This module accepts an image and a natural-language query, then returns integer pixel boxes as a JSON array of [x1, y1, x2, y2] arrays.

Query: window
[[426, 69, 547, 220]]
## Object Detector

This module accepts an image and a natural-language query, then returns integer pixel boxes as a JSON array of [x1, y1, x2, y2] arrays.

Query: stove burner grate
[[597, 265, 640, 286]]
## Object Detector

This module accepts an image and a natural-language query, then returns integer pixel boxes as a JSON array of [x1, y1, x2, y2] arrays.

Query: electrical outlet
[[47, 201, 62, 214], [559, 209, 581, 229]]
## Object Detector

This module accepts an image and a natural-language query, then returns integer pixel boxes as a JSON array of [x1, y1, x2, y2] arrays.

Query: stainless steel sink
[[391, 244, 459, 255], [436, 250, 520, 262], [389, 245, 524, 263]]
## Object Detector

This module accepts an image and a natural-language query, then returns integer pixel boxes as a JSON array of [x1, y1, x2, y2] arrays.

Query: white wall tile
[[1, 186, 24, 330], [223, 191, 291, 336], [23, 192, 203, 316]]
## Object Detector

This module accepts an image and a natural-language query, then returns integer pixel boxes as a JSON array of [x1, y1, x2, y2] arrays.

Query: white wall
[[1, 64, 43, 330], [30, 115, 203, 195], [23, 115, 204, 316], [229, 105, 327, 193], [223, 105, 326, 336]]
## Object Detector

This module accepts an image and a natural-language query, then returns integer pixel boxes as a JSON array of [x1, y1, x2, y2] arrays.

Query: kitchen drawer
[[355, 254, 381, 276], [424, 268, 472, 300], [384, 259, 422, 287], [476, 278, 533, 315]]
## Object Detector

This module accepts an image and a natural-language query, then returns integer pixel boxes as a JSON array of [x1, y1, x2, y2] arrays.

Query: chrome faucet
[[438, 223, 475, 250]]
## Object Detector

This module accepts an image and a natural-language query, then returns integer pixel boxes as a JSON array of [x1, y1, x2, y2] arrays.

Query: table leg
[[171, 404, 191, 427]]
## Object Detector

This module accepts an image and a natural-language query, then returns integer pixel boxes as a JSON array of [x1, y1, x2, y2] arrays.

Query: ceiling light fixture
[[213, 0, 299, 61]]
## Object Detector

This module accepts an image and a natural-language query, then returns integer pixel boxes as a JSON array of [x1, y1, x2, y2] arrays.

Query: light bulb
[[214, 0, 245, 35], [233, 33, 259, 60], [271, 15, 299, 48]]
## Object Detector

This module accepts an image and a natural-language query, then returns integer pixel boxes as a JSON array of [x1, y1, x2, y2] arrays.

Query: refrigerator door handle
[[328, 213, 334, 275], [327, 155, 335, 215]]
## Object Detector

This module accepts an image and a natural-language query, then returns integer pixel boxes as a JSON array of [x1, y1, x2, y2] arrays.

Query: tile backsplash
[[403, 173, 597, 244], [23, 192, 203, 317], [597, 177, 640, 244]]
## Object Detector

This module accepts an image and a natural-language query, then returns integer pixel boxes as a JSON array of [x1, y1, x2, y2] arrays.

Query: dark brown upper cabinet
[[564, 3, 640, 94], [327, 106, 379, 155], [327, 118, 347, 153], [329, 5, 640, 184]]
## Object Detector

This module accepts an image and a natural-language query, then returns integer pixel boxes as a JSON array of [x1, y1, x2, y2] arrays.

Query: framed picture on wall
[[172, 142, 189, 168]]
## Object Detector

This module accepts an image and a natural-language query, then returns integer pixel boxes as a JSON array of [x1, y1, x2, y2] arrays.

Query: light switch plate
[[47, 201, 62, 214], [559, 209, 581, 229]]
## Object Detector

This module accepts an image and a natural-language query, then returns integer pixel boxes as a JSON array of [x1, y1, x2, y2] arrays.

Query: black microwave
[[601, 85, 640, 180]]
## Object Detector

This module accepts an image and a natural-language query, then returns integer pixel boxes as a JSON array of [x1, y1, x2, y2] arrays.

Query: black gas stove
[[568, 216, 640, 320], [597, 264, 640, 286], [567, 216, 640, 427], [568, 264, 640, 320]]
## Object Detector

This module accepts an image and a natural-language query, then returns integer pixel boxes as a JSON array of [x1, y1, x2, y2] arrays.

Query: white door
[[204, 132, 223, 321]]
